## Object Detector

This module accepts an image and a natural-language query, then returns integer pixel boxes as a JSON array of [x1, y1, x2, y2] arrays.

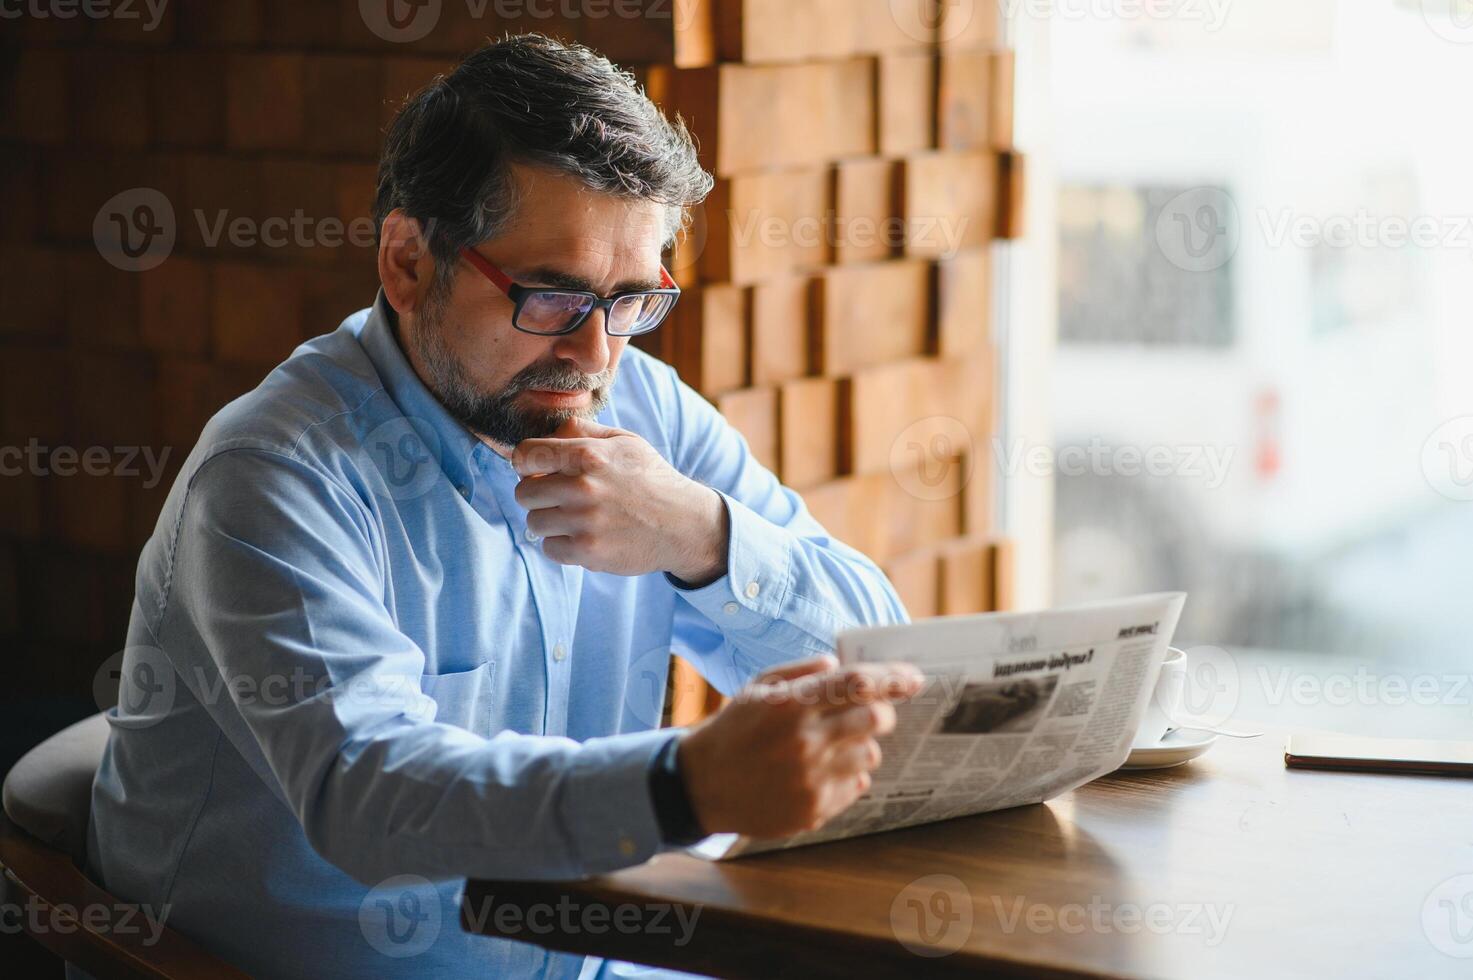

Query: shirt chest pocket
[[417, 661, 497, 737]]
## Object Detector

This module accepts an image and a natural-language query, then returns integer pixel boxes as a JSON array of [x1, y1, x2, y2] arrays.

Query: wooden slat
[[901, 151, 1001, 257], [779, 376, 841, 489], [882, 549, 940, 619], [939, 0, 1001, 48], [988, 537, 1016, 611], [934, 247, 992, 358], [801, 467, 963, 565], [832, 157, 899, 266], [997, 149, 1027, 239], [812, 259, 930, 376], [716, 386, 780, 474], [937, 48, 992, 151], [842, 351, 992, 477], [842, 358, 925, 476], [718, 0, 936, 63], [876, 50, 936, 157], [470, 0, 718, 67], [750, 274, 813, 385], [653, 60, 876, 176], [693, 169, 831, 284], [963, 445, 995, 538], [990, 48, 1016, 148], [939, 537, 991, 615], [667, 654, 725, 726], [672, 284, 749, 395]]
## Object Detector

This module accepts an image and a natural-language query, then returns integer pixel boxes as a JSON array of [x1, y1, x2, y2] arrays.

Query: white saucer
[[1121, 729, 1219, 770]]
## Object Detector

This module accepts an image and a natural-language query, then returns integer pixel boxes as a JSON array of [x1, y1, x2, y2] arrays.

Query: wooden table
[[463, 729, 1473, 977]]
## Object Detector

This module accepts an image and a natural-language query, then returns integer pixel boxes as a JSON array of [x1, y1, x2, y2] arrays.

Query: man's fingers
[[512, 439, 598, 477], [515, 473, 599, 511], [834, 663, 925, 704], [524, 506, 582, 541], [512, 441, 590, 477], [755, 654, 839, 686], [788, 663, 925, 712], [822, 701, 898, 741], [539, 535, 583, 566], [826, 737, 882, 777]]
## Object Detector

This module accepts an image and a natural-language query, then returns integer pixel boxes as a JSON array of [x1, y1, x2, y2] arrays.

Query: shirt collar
[[356, 289, 503, 496]]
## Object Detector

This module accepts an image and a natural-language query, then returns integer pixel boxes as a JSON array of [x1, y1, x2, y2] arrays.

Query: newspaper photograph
[[691, 592, 1187, 861]]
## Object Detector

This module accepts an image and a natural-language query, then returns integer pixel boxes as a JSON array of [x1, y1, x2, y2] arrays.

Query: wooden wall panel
[[718, 0, 935, 64], [884, 549, 940, 620], [653, 10, 1023, 723], [876, 50, 936, 157], [901, 151, 1000, 258], [750, 275, 812, 385], [779, 377, 841, 490], [832, 158, 899, 266], [940, 0, 1002, 48], [812, 259, 931, 375], [655, 59, 877, 176], [938, 49, 992, 151], [935, 247, 992, 358], [696, 169, 831, 283], [673, 285, 749, 396], [716, 386, 780, 474], [939, 538, 991, 616]]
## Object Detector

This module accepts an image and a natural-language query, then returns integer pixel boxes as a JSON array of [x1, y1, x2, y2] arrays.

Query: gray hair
[[373, 33, 713, 271]]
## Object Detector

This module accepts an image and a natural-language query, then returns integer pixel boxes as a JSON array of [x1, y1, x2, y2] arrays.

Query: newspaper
[[691, 592, 1186, 861]]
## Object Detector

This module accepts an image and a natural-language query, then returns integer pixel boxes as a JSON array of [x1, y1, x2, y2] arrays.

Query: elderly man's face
[[402, 164, 669, 451]]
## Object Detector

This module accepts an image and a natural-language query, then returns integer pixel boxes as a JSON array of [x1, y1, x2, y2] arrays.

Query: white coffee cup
[[1134, 646, 1187, 746]]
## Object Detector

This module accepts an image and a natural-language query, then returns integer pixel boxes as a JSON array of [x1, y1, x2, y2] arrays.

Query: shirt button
[[618, 836, 636, 857], [553, 642, 567, 662], [722, 601, 740, 616], [524, 526, 540, 543], [744, 581, 761, 599], [457, 485, 471, 500]]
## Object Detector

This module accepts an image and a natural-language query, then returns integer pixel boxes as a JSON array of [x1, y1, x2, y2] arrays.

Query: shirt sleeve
[[659, 365, 912, 696], [158, 447, 670, 886]]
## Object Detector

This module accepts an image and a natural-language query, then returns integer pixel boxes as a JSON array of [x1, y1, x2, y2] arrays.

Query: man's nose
[[552, 307, 613, 375]]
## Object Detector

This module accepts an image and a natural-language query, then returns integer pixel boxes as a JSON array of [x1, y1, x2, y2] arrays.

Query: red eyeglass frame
[[459, 246, 680, 337]]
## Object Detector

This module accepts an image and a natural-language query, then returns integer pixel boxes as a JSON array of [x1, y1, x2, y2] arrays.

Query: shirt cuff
[[665, 489, 793, 633], [562, 727, 677, 875]]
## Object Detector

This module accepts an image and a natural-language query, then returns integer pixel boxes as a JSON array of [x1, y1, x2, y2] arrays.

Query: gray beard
[[412, 284, 616, 446]]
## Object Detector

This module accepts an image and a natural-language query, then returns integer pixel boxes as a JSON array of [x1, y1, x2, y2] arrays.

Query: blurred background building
[[1037, 0, 1473, 734]]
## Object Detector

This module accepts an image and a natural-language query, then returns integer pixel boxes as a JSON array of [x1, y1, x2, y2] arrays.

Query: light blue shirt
[[84, 293, 909, 979]]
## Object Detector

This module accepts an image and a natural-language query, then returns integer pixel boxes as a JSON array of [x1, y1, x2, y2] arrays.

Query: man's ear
[[378, 209, 437, 316]]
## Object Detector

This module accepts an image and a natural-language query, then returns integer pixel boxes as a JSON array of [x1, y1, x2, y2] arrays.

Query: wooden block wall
[[640, 0, 1018, 613], [0, 1, 1020, 713], [637, 2, 1022, 718], [1, 3, 421, 697]]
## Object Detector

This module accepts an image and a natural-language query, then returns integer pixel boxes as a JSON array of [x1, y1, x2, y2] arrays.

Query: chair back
[[0, 713, 248, 980]]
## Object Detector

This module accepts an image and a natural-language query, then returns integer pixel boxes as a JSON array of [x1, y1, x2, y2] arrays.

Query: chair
[[0, 713, 248, 979]]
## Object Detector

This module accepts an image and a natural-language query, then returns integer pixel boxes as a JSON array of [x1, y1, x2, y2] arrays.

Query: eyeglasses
[[459, 247, 681, 337]]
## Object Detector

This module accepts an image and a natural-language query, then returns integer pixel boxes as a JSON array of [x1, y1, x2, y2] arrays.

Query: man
[[85, 34, 921, 979]]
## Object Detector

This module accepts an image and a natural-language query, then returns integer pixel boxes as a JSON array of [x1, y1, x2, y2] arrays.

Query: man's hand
[[512, 416, 728, 584], [677, 655, 926, 839]]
